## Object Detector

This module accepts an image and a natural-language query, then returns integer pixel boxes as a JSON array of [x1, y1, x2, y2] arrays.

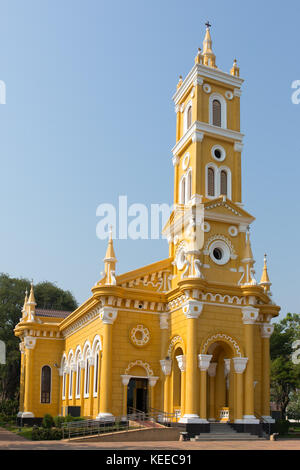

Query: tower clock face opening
[[209, 240, 231, 265], [213, 247, 223, 260]]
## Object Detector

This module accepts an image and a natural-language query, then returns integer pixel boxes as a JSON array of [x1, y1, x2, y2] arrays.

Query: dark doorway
[[127, 378, 148, 413]]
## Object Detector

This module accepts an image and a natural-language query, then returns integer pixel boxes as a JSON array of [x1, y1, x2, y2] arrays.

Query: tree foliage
[[0, 273, 77, 401], [270, 313, 300, 419]]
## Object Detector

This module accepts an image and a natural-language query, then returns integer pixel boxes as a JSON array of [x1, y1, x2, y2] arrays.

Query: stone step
[[191, 434, 264, 441]]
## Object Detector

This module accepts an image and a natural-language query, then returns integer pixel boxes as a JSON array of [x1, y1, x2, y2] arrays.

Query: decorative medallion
[[130, 325, 150, 347]]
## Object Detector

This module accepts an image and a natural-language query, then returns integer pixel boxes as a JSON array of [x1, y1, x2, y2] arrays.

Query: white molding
[[179, 414, 208, 424], [233, 357, 248, 374], [160, 358, 172, 376], [234, 88, 242, 97], [176, 355, 186, 372], [242, 306, 259, 325], [183, 100, 192, 134], [172, 121, 243, 158], [99, 306, 118, 325], [261, 323, 274, 338], [234, 142, 243, 152], [172, 64, 243, 106], [198, 354, 213, 371], [182, 299, 203, 319]]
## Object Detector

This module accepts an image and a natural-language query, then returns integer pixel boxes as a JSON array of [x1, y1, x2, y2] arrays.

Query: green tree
[[0, 273, 77, 402], [270, 313, 300, 419], [287, 391, 300, 421]]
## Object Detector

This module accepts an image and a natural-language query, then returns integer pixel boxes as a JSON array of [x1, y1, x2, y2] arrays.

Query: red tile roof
[[36, 309, 72, 319]]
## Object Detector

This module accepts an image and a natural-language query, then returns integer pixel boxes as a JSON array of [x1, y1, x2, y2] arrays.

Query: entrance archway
[[121, 360, 159, 416], [127, 378, 148, 413], [172, 346, 184, 416], [202, 335, 242, 423]]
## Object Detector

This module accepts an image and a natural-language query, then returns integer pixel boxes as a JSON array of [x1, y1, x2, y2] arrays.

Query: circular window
[[203, 84, 211, 94], [211, 145, 226, 162], [209, 240, 231, 265]]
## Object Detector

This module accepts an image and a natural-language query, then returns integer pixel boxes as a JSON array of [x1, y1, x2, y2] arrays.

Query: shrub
[[53, 416, 65, 428], [42, 414, 54, 429], [276, 419, 290, 435], [31, 425, 62, 441]]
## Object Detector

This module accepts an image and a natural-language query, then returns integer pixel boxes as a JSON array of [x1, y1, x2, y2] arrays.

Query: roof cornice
[[173, 64, 244, 106]]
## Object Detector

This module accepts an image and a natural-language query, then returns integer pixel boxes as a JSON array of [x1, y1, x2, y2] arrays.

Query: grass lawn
[[0, 420, 33, 439]]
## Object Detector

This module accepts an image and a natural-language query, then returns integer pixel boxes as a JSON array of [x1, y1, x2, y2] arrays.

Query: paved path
[[0, 427, 299, 450]]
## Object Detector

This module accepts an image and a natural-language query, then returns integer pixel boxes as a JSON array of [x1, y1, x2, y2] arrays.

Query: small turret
[[194, 47, 203, 65], [202, 22, 217, 68], [27, 282, 36, 322], [21, 290, 28, 320], [177, 75, 183, 90], [260, 254, 271, 293], [104, 228, 117, 285], [241, 229, 256, 286], [230, 59, 240, 77]]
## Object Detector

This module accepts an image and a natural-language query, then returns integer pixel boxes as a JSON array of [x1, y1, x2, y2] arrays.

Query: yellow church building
[[14, 25, 280, 436]]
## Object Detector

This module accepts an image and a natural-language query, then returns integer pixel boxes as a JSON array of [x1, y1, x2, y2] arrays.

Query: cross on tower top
[[205, 21, 211, 29]]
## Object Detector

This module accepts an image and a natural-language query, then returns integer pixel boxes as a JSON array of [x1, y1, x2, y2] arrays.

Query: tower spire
[[27, 281, 36, 322], [104, 227, 117, 285], [202, 22, 216, 68], [241, 229, 256, 286], [260, 253, 271, 292], [22, 289, 28, 319]]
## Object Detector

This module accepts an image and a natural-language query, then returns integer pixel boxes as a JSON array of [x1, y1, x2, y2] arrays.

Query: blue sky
[[0, 0, 299, 319]]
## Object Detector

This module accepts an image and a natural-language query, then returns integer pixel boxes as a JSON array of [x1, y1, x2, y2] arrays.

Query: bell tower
[[172, 23, 243, 209], [163, 24, 257, 285]]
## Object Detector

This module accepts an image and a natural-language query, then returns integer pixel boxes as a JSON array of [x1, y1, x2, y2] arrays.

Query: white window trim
[[179, 168, 192, 205], [179, 175, 186, 204], [68, 369, 73, 399], [75, 362, 81, 399], [219, 166, 232, 200], [183, 100, 193, 134], [209, 93, 227, 129], [40, 365, 52, 405], [84, 358, 90, 398], [93, 351, 100, 398], [205, 163, 218, 199], [62, 371, 66, 400], [205, 163, 232, 199]]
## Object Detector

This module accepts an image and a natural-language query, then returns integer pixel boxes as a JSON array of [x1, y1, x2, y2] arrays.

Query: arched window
[[212, 99, 221, 127], [187, 106, 192, 129], [41, 366, 51, 404], [220, 170, 228, 196], [207, 167, 215, 197]]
